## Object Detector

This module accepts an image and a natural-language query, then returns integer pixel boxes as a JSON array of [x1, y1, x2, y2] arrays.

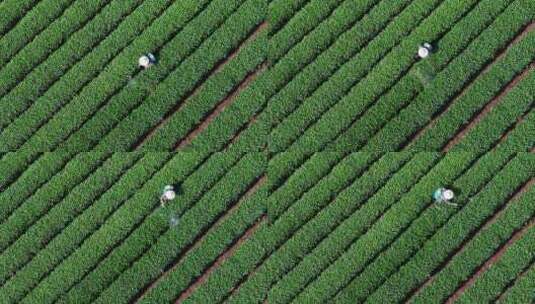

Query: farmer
[[418, 42, 433, 59], [139, 53, 157, 69], [160, 185, 176, 207], [433, 187, 457, 206]]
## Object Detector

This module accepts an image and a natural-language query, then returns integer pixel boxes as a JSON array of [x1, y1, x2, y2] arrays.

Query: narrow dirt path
[[443, 64, 534, 152], [176, 214, 267, 303], [133, 175, 266, 303], [224, 63, 268, 150], [133, 22, 267, 149], [445, 179, 535, 303], [493, 108, 533, 150], [496, 257, 535, 302], [445, 220, 535, 304], [409, 178, 534, 302], [406, 22, 534, 149], [174, 64, 266, 150]]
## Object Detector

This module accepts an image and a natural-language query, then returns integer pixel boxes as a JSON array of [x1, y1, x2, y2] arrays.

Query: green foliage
[[0, 152, 109, 250], [364, 0, 534, 151], [411, 177, 535, 303], [95, 153, 265, 303], [269, 0, 439, 152], [91, 0, 265, 152], [457, 222, 535, 303], [0, 0, 169, 145], [0, 0, 106, 103], [0, 152, 147, 303], [141, 30, 267, 150], [293, 152, 474, 302], [0, 0, 74, 67], [264, 153, 432, 304], [410, 31, 535, 150], [357, 153, 534, 303]]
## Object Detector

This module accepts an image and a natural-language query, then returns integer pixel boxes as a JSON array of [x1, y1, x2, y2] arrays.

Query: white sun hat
[[139, 55, 151, 68], [163, 189, 176, 200], [418, 46, 430, 59], [443, 189, 454, 201], [418, 42, 434, 59]]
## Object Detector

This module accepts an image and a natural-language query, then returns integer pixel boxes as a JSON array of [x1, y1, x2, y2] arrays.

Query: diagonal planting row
[[164, 152, 368, 301], [408, 179, 535, 303], [205, 120, 528, 299], [0, 152, 146, 301], [496, 108, 535, 152], [450, 70, 534, 152], [11, 152, 214, 302], [228, 153, 413, 303], [0, 0, 40, 38], [1, 1, 141, 123], [169, 0, 394, 155], [91, 154, 265, 304], [291, 151, 528, 302], [266, 153, 441, 303], [497, 245, 535, 303], [0, 0, 108, 105], [0, 152, 112, 249], [268, 0, 447, 151], [268, 0, 313, 36], [134, 24, 267, 150], [456, 220, 535, 303], [137, 180, 267, 303], [1, 151, 531, 303], [0, 0, 266, 201], [269, 0, 488, 151], [421, 24, 534, 152], [409, 29, 535, 151], [0, 153, 172, 302], [0, 0, 175, 145], [0, 0, 214, 186], [331, 10, 530, 151], [345, 0, 528, 151], [137, 151, 533, 303], [268, 0, 347, 63], [335, 153, 533, 302], [0, 150, 267, 303], [280, 152, 474, 302], [265, 0, 488, 182], [0, 152, 74, 220], [266, 0, 390, 144], [54, 153, 260, 304], [81, 0, 265, 152], [267, 151, 347, 219], [0, 0, 74, 69], [17, 152, 260, 304], [4, 0, 233, 152], [278, 0, 520, 153], [361, 0, 534, 151], [257, 0, 436, 192], [0, 153, 192, 300], [182, 0, 379, 155], [180, 152, 380, 303], [3, 118, 264, 302]]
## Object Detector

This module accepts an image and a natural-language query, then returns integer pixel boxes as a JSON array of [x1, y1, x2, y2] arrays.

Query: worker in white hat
[[418, 42, 433, 59], [160, 185, 176, 207], [139, 53, 156, 69], [433, 187, 457, 206]]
